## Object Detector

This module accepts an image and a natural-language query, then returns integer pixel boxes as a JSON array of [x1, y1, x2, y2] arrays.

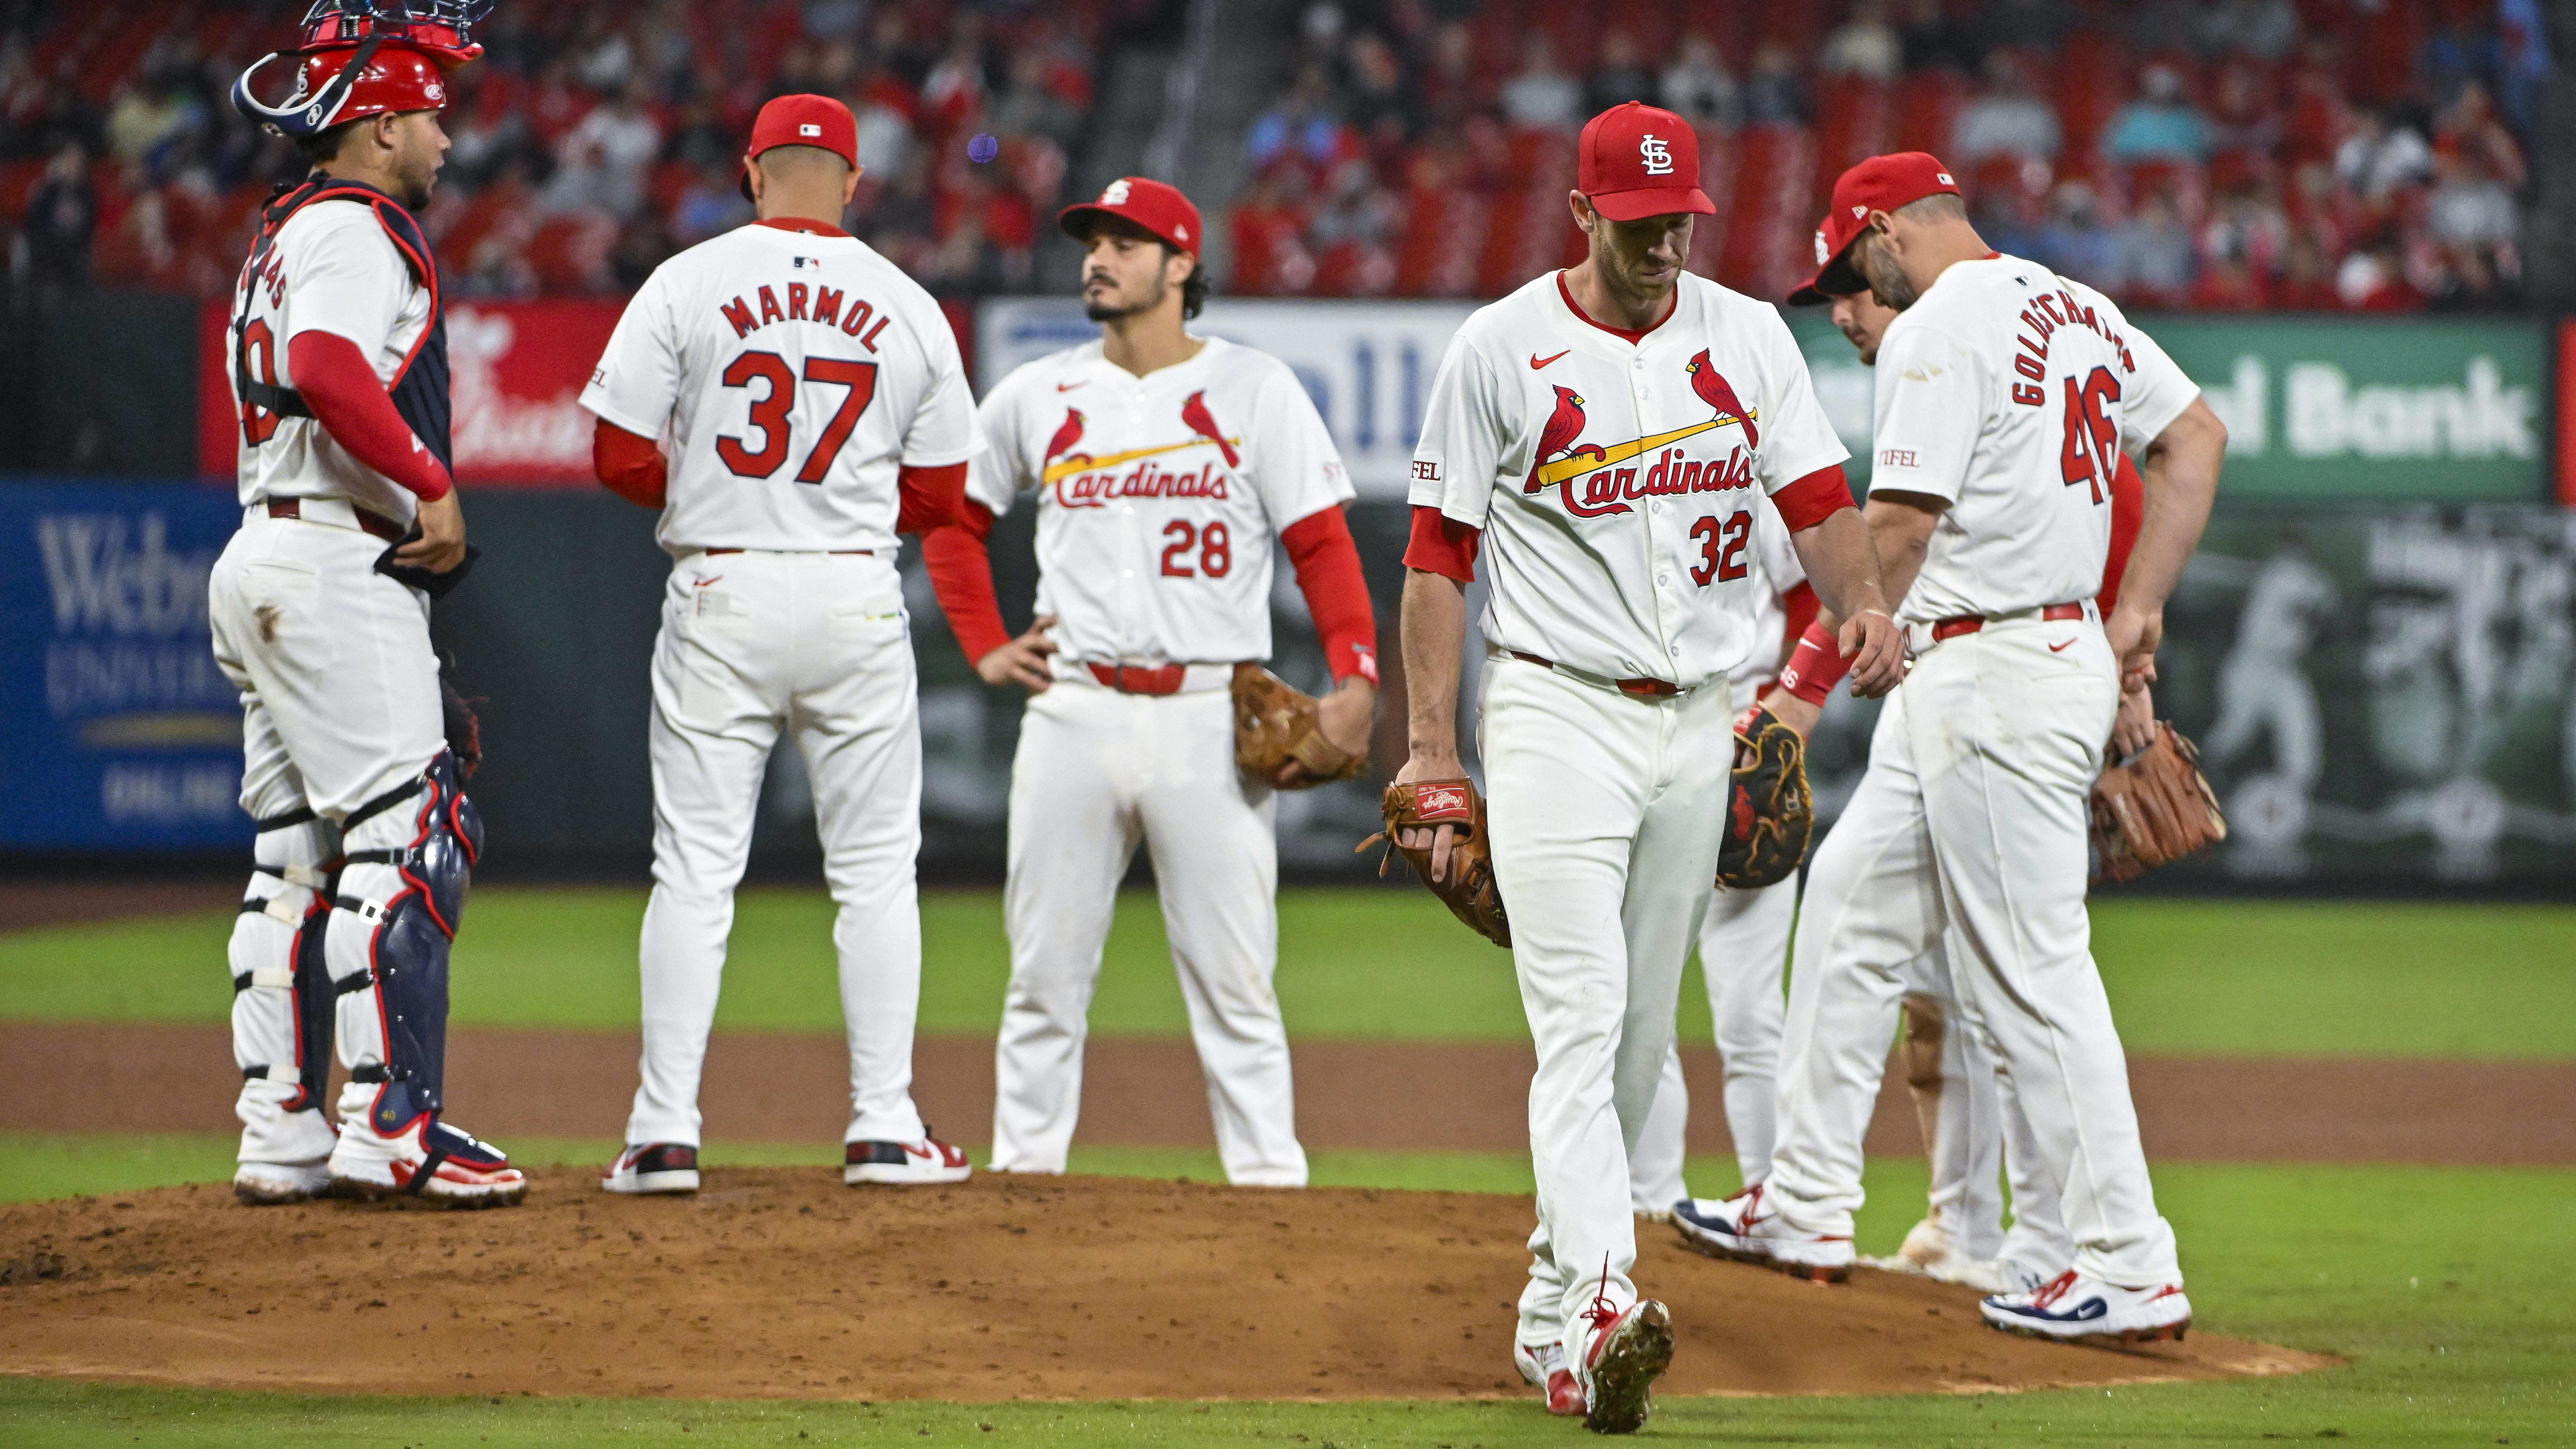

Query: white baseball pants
[[625, 550, 930, 1150], [209, 507, 446, 1168], [990, 674, 1306, 1187], [1763, 614, 2179, 1288], [1481, 658, 1732, 1349], [1627, 875, 1795, 1209]]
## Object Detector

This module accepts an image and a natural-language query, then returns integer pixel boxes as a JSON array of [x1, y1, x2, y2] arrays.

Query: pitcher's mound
[[1, 1169, 2329, 1401]]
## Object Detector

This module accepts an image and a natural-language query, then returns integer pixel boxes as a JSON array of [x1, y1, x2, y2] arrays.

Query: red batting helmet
[[232, 1, 489, 141]]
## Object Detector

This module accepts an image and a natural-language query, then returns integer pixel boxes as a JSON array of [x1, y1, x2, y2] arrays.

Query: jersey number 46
[[717, 351, 879, 484], [2058, 365, 2122, 505]]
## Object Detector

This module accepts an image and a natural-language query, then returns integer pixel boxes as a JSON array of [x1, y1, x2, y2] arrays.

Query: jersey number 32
[[717, 351, 879, 484]]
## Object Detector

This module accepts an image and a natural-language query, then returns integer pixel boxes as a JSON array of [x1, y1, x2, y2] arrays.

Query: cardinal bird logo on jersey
[[1180, 390, 1240, 468], [1686, 351, 1759, 449], [1522, 385, 1590, 493], [1043, 408, 1086, 464]]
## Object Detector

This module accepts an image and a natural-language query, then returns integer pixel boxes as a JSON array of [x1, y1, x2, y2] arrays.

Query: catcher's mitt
[[2090, 721, 2227, 886], [1358, 779, 1511, 947], [1232, 665, 1368, 788], [1716, 704, 1813, 890]]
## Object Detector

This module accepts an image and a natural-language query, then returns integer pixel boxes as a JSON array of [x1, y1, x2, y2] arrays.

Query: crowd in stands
[[1, 0, 1102, 299], [1231, 0, 2551, 311]]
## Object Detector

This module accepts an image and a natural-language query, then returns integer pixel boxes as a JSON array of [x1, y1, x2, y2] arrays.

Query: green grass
[[1, 1139, 2568, 1446], [3, 890, 2573, 1058]]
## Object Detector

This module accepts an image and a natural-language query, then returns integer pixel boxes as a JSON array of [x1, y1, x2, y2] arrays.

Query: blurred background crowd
[[0, 0, 2555, 313]]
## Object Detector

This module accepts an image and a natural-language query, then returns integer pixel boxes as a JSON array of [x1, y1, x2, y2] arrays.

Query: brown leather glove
[[1715, 704, 1812, 890], [1232, 665, 1367, 789], [2091, 721, 2228, 886], [1359, 778, 1510, 947]]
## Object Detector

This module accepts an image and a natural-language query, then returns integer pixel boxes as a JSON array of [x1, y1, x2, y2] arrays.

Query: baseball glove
[[1232, 665, 1368, 788], [1358, 778, 1511, 948], [1716, 704, 1814, 889], [2090, 721, 2227, 886]]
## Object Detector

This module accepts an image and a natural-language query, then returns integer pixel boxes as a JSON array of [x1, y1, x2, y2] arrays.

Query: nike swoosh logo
[[2049, 639, 2075, 652], [1530, 350, 1570, 370], [1056, 381, 1087, 392]]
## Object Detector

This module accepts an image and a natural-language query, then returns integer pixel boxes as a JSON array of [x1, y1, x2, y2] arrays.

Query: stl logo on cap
[[1639, 134, 1673, 176], [1100, 179, 1132, 205], [1814, 228, 1830, 265]]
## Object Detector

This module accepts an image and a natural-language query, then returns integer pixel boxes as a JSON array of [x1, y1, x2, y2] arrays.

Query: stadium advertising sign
[[1795, 314, 2550, 502], [0, 481, 249, 848]]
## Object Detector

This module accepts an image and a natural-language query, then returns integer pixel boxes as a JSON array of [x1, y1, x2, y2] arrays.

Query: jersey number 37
[[717, 351, 878, 484]]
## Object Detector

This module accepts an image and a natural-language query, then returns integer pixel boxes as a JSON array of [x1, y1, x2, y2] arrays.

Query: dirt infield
[[0, 1169, 2329, 1404], [6, 1022, 2572, 1164]]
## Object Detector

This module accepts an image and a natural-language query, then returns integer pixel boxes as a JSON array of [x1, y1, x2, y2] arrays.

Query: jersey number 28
[[717, 351, 878, 484]]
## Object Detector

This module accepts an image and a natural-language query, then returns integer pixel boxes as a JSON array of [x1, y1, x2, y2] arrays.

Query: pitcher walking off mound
[[1396, 103, 1904, 1431], [923, 178, 1378, 1188], [581, 95, 982, 1194], [1672, 153, 2227, 1346]]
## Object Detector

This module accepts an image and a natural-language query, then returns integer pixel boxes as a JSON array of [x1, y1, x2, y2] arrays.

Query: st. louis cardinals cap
[[740, 94, 860, 201], [1057, 176, 1201, 257], [1576, 102, 1714, 221], [1787, 151, 1962, 305]]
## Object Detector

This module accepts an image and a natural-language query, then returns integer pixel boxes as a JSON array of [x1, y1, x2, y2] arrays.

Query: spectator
[[2205, 63, 2284, 179], [1419, 19, 1481, 127], [104, 57, 205, 177], [990, 49, 1083, 152], [2434, 83, 2526, 190], [2425, 151, 2517, 252], [2426, 242, 2517, 311], [919, 18, 993, 142], [1950, 51, 2060, 162], [1819, 0, 1904, 82], [1308, 157, 1399, 294], [2035, 180, 2119, 287], [1975, 0, 2067, 58], [2194, 0, 2298, 59], [14, 142, 95, 289], [1345, 33, 1420, 160], [1586, 31, 1659, 113], [2333, 106, 2433, 205], [1661, 35, 1742, 130], [670, 161, 752, 244], [2104, 64, 2211, 163], [1900, 0, 1978, 73], [2336, 232, 2422, 310], [2187, 253, 2268, 309], [1742, 42, 1810, 126], [2273, 232, 2340, 308], [1248, 65, 1347, 172], [542, 79, 662, 218], [804, 0, 870, 44], [2495, 0, 2547, 135], [1499, 34, 1582, 128], [2112, 188, 2197, 304], [853, 97, 917, 179]]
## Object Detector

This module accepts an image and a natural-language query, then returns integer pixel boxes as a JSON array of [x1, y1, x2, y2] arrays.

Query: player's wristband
[[1777, 619, 1851, 706]]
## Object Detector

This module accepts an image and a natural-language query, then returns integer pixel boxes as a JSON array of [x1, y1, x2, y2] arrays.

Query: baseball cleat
[[1857, 1217, 2016, 1292], [602, 1142, 700, 1195], [328, 1116, 527, 1208], [233, 1160, 332, 1206], [1511, 1338, 1585, 1416], [1980, 1270, 2192, 1346], [844, 1133, 972, 1186], [1574, 1298, 1672, 1434], [1671, 1184, 1853, 1282]]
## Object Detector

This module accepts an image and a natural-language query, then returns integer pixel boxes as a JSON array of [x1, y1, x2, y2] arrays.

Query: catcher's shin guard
[[326, 752, 481, 1142], [229, 804, 342, 1165]]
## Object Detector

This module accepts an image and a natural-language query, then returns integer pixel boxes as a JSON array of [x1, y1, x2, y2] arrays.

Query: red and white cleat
[[328, 1116, 526, 1208], [1671, 1183, 1855, 1283], [1511, 1338, 1585, 1416], [844, 1133, 972, 1186], [1980, 1270, 2192, 1347], [602, 1142, 701, 1195], [1573, 1295, 1673, 1435]]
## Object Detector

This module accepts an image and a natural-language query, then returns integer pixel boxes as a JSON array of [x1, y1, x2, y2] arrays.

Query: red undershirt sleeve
[[1402, 505, 1480, 583], [1279, 505, 1379, 684], [590, 418, 667, 508], [287, 330, 452, 502], [896, 461, 969, 536], [921, 499, 1012, 666], [1771, 464, 1856, 532], [2100, 453, 2143, 614], [1774, 580, 1821, 678]]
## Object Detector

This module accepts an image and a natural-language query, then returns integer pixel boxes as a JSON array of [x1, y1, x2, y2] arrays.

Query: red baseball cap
[[1577, 102, 1714, 221], [740, 94, 860, 201], [1787, 151, 1962, 305], [1057, 176, 1201, 256]]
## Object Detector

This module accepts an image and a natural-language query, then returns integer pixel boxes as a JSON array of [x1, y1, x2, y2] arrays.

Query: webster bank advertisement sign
[[0, 482, 248, 848]]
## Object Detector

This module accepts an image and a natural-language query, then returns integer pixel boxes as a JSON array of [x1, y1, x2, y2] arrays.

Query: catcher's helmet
[[232, 1, 490, 140]]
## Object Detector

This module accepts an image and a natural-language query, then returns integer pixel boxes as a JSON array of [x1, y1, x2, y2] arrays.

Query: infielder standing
[[582, 94, 981, 1194], [215, 0, 521, 1207], [922, 178, 1377, 1188], [1676, 153, 2225, 1345], [1398, 103, 1904, 1431]]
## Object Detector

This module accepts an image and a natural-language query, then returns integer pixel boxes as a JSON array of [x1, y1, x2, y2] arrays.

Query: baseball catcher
[[215, 0, 520, 1207], [2091, 721, 2227, 885]]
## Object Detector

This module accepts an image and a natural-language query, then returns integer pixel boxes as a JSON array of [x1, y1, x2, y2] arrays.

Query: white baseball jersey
[[581, 219, 980, 554], [1410, 271, 1848, 690], [230, 200, 434, 522], [1867, 256, 2198, 625], [966, 335, 1352, 666]]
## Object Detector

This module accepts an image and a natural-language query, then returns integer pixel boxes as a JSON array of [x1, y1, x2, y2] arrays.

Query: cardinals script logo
[[1041, 391, 1243, 508], [1523, 354, 1763, 518]]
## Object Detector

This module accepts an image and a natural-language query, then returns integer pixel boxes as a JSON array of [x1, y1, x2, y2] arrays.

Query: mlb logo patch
[[1414, 785, 1471, 821], [799, 122, 822, 137]]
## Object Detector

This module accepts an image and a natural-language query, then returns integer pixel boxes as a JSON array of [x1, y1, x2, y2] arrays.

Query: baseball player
[[1673, 153, 2226, 1346], [582, 94, 982, 1195], [920, 178, 1377, 1188], [214, 0, 523, 1207], [1398, 103, 1904, 1431]]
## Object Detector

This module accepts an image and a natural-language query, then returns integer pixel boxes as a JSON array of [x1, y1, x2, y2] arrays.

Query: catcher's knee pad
[[327, 753, 482, 1135], [229, 806, 341, 1117]]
